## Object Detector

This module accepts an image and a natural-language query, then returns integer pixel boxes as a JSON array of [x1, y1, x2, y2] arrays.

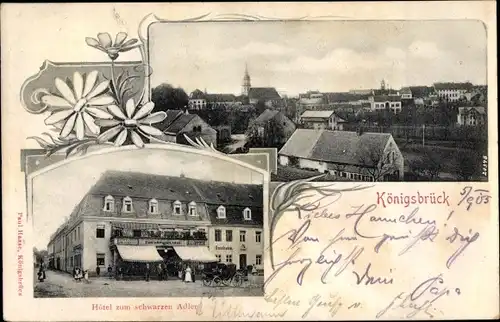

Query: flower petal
[[82, 112, 100, 135], [98, 125, 122, 143], [82, 71, 98, 97], [107, 105, 127, 120], [75, 113, 85, 140], [125, 99, 136, 118], [114, 32, 128, 46], [60, 113, 78, 138], [121, 38, 138, 47], [42, 95, 72, 108], [85, 80, 110, 100], [87, 94, 115, 106], [86, 107, 113, 119], [130, 131, 144, 148], [139, 111, 167, 124], [114, 129, 128, 146], [95, 119, 121, 127], [45, 110, 74, 125], [97, 32, 112, 48], [119, 43, 141, 53], [138, 125, 163, 136], [133, 102, 155, 120], [73, 72, 84, 100], [55, 78, 76, 104], [85, 37, 104, 50]]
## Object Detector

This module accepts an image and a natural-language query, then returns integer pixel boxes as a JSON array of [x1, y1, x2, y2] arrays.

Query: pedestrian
[[96, 266, 100, 277], [107, 264, 112, 279], [37, 265, 46, 282], [157, 263, 163, 281], [184, 265, 193, 283], [84, 270, 90, 283], [145, 263, 150, 282]]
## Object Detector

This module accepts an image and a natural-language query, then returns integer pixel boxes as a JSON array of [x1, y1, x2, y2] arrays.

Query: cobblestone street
[[34, 270, 264, 298]]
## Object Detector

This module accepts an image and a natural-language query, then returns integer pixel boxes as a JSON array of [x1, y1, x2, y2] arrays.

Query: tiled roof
[[408, 86, 435, 98], [373, 95, 401, 102], [323, 92, 370, 103], [400, 87, 412, 94], [459, 106, 486, 115], [373, 89, 399, 96], [162, 114, 197, 133], [248, 87, 281, 101], [434, 82, 473, 90], [206, 94, 236, 102], [88, 171, 262, 207], [301, 110, 334, 119], [253, 109, 279, 124], [156, 110, 184, 131], [190, 89, 206, 99], [279, 129, 392, 167], [206, 205, 263, 227]]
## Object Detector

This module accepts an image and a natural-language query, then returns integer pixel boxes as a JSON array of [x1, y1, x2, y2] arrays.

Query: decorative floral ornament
[[97, 99, 166, 148], [43, 71, 114, 140], [85, 32, 140, 60]]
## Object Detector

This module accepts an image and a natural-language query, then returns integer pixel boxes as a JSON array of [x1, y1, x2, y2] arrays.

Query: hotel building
[[47, 171, 263, 276]]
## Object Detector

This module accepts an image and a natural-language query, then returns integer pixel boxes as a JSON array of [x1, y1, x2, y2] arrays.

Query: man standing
[[96, 266, 100, 277], [145, 263, 150, 282], [107, 264, 112, 279]]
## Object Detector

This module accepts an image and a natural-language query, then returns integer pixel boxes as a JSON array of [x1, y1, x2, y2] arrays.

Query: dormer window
[[103, 195, 114, 212], [149, 199, 159, 214], [122, 196, 133, 213], [188, 201, 197, 216], [243, 208, 252, 220], [173, 200, 182, 215], [217, 205, 226, 219]]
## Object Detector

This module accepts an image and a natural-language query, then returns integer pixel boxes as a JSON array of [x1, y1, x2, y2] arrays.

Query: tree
[[358, 145, 401, 181], [255, 99, 267, 116], [151, 83, 189, 112], [408, 150, 444, 180], [456, 152, 479, 181]]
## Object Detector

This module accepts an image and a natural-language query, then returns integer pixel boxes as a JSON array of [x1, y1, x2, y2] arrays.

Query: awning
[[173, 246, 218, 263], [116, 245, 163, 262]]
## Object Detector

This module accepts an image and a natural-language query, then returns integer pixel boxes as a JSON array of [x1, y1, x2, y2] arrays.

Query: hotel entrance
[[239, 254, 247, 269]]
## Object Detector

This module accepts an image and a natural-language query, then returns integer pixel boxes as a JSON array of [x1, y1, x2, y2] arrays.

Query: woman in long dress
[[184, 265, 193, 283]]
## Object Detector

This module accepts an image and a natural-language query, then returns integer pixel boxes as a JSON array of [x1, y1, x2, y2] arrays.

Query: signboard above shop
[[113, 238, 207, 247]]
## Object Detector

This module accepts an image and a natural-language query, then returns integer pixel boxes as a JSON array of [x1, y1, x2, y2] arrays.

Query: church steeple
[[242, 63, 251, 96]]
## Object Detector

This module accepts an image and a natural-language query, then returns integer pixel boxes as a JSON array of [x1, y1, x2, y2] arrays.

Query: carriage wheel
[[203, 277, 211, 287], [213, 276, 221, 287], [232, 275, 242, 287]]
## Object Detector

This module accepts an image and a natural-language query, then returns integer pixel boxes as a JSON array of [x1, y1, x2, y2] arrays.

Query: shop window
[[217, 205, 226, 219], [215, 229, 222, 242], [226, 254, 232, 263], [96, 225, 105, 238], [103, 195, 114, 212], [256, 255, 262, 265], [225, 230, 233, 242], [243, 208, 252, 220], [216, 254, 222, 262], [239, 230, 246, 242], [96, 253, 105, 266], [173, 200, 182, 215], [255, 231, 262, 243], [122, 196, 133, 213], [149, 199, 159, 214], [133, 229, 142, 238], [188, 201, 197, 216]]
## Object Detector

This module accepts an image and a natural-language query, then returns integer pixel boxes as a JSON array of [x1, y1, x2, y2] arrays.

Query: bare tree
[[358, 146, 401, 181]]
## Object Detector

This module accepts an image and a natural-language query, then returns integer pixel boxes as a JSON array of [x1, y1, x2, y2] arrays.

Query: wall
[[298, 158, 326, 173], [278, 155, 289, 166], [382, 136, 405, 180], [207, 226, 264, 269], [82, 220, 112, 273]]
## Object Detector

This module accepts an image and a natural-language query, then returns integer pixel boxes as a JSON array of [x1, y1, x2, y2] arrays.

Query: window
[[216, 254, 222, 262], [96, 225, 105, 238], [239, 230, 246, 242], [256, 255, 262, 265], [96, 253, 105, 266], [217, 205, 226, 219], [226, 254, 233, 263], [225, 230, 233, 242], [133, 229, 142, 238], [243, 208, 252, 220], [70, 256, 73, 267], [173, 200, 182, 215], [104, 195, 114, 212], [77, 226, 80, 240], [215, 229, 222, 242], [188, 201, 197, 216], [149, 199, 159, 214], [123, 196, 133, 213], [255, 231, 262, 243]]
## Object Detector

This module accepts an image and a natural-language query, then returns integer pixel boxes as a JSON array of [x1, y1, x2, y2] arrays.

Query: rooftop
[[248, 87, 281, 101]]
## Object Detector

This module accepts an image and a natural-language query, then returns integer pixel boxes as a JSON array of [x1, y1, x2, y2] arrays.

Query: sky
[[31, 147, 264, 250], [149, 20, 487, 96]]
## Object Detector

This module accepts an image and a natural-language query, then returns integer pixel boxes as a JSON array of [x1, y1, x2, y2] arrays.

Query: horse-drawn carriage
[[202, 263, 244, 287]]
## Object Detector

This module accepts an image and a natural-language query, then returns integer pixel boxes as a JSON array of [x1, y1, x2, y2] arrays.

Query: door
[[239, 254, 247, 269]]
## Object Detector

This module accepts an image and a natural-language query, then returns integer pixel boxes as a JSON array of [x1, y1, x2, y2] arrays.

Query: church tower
[[242, 63, 251, 96], [381, 79, 386, 90]]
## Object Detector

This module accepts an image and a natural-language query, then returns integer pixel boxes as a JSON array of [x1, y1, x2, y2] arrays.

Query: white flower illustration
[[43, 71, 114, 140]]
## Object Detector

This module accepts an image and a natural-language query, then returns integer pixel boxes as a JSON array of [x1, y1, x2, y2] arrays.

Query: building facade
[[433, 82, 473, 102], [370, 95, 402, 113], [457, 106, 486, 126], [46, 171, 263, 276], [300, 110, 347, 131]]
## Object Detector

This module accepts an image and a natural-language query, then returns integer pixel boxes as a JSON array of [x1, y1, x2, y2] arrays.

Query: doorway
[[239, 254, 247, 269]]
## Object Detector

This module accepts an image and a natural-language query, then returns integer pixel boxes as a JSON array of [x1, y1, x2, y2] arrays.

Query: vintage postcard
[[2, 2, 498, 321]]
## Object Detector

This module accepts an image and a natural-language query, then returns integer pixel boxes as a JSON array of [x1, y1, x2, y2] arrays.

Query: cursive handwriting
[[457, 186, 491, 211], [352, 262, 394, 286], [212, 299, 288, 319], [445, 227, 480, 268], [264, 288, 301, 311], [302, 293, 343, 318], [398, 224, 440, 256], [272, 219, 320, 250]]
